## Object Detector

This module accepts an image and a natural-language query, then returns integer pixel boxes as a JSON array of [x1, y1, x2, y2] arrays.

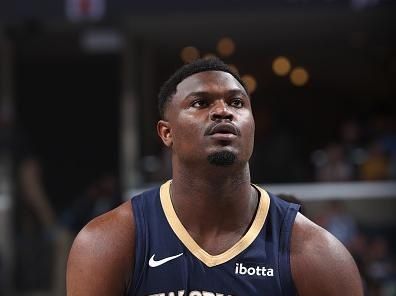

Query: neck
[[170, 160, 257, 236]]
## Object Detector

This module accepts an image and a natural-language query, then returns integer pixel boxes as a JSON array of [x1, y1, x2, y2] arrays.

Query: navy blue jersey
[[128, 180, 300, 296]]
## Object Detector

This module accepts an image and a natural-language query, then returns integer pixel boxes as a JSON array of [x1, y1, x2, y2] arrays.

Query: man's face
[[158, 70, 255, 167]]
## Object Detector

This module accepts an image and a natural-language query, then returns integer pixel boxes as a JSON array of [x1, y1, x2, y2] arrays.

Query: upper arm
[[66, 201, 135, 296], [291, 213, 363, 296]]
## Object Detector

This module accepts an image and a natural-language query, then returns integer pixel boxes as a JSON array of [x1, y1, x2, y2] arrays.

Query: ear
[[157, 120, 173, 147]]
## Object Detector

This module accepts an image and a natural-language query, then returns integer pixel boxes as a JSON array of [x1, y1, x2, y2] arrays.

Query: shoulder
[[66, 200, 135, 296], [290, 213, 363, 296]]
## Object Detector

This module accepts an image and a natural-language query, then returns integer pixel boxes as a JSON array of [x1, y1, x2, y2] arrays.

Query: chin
[[207, 150, 237, 166]]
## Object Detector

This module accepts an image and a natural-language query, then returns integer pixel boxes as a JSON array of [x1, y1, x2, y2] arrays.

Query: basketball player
[[67, 58, 363, 295]]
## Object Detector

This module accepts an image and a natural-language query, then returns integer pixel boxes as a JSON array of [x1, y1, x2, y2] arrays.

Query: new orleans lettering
[[148, 291, 233, 296]]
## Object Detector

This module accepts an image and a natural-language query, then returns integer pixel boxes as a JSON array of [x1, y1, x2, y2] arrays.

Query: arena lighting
[[272, 56, 291, 76], [80, 29, 124, 53], [227, 64, 239, 75], [217, 37, 235, 57], [180, 46, 200, 63], [290, 67, 309, 87], [241, 74, 257, 94]]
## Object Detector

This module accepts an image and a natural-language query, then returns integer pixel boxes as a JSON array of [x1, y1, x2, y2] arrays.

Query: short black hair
[[158, 57, 248, 119]]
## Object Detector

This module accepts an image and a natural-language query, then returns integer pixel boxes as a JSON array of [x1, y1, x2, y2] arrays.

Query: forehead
[[174, 71, 246, 99]]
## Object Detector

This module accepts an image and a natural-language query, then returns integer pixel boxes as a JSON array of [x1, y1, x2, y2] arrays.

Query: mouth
[[207, 123, 240, 136]]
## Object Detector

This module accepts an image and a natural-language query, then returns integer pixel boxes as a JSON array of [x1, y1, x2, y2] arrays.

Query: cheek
[[241, 114, 256, 140], [244, 119, 255, 158], [239, 114, 255, 157], [249, 117, 256, 137], [172, 117, 204, 149]]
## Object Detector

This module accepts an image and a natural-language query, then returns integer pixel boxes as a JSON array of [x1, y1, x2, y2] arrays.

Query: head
[[157, 58, 255, 168]]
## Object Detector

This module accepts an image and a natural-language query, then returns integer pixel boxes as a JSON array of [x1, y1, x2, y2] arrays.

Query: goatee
[[207, 151, 236, 166]]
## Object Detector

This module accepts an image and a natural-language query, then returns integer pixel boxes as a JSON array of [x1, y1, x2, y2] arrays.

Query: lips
[[206, 123, 240, 136]]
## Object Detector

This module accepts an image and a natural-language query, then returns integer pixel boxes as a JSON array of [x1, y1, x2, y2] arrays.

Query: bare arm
[[19, 158, 56, 228], [291, 213, 363, 296], [66, 201, 135, 296]]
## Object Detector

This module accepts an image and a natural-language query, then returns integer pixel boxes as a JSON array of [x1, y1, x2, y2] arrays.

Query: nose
[[209, 100, 233, 121]]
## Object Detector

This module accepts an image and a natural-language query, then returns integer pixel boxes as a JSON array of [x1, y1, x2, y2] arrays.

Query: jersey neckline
[[159, 180, 271, 267]]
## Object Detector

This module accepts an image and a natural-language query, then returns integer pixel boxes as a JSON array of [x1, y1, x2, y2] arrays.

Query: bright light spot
[[272, 56, 291, 76], [290, 67, 309, 87], [217, 37, 235, 57], [180, 46, 200, 63], [241, 74, 257, 94]]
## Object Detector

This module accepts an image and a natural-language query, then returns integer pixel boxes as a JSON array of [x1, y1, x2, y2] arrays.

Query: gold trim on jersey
[[159, 180, 270, 267]]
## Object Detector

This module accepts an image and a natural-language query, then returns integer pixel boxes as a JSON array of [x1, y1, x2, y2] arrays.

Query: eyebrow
[[185, 89, 249, 100]]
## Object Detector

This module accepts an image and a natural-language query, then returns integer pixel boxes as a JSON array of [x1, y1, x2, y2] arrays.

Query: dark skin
[[67, 71, 363, 295]]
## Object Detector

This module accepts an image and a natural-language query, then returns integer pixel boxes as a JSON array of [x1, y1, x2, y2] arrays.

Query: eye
[[191, 99, 208, 108], [230, 98, 244, 108]]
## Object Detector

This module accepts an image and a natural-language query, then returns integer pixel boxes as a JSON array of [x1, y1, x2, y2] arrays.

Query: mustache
[[204, 122, 241, 136]]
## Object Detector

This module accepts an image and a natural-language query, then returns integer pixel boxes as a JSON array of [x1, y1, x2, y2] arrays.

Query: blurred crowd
[[13, 168, 120, 295], [314, 201, 396, 296], [0, 112, 123, 295], [10, 157, 121, 295], [312, 114, 396, 182]]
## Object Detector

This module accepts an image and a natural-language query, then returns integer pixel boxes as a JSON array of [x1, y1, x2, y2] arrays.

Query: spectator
[[315, 200, 358, 248], [360, 141, 389, 180], [365, 237, 396, 296], [60, 174, 121, 234], [315, 143, 354, 182], [339, 120, 366, 179]]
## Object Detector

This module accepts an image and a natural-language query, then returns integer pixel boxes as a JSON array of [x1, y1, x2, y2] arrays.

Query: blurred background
[[0, 0, 396, 295]]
